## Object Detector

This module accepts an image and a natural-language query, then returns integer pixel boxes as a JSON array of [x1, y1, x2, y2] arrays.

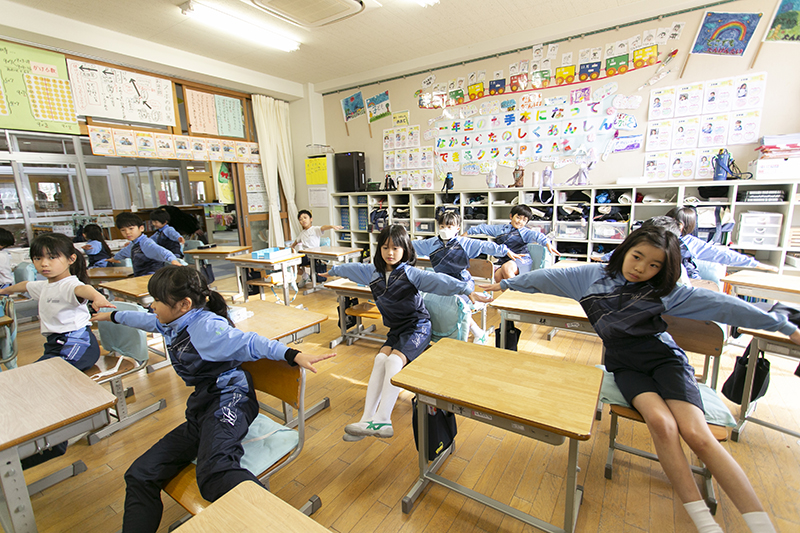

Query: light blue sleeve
[[662, 284, 797, 336], [501, 264, 604, 301], [113, 310, 165, 334], [683, 234, 759, 268], [520, 227, 549, 246], [412, 237, 440, 258], [405, 266, 474, 295], [187, 314, 289, 363], [466, 224, 506, 237], [114, 244, 131, 261], [85, 241, 102, 255], [457, 236, 509, 258], [162, 225, 183, 242], [138, 237, 178, 263], [328, 262, 377, 286]]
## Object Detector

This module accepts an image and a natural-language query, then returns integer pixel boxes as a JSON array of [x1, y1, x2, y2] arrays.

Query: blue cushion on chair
[[422, 293, 469, 342], [98, 303, 149, 364], [596, 365, 736, 427], [239, 414, 299, 476]]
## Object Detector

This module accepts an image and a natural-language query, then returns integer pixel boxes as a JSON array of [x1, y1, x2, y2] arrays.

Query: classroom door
[[232, 163, 289, 251]]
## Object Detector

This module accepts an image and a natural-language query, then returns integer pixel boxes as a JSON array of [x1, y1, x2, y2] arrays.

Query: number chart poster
[[0, 41, 79, 134], [690, 12, 762, 56]]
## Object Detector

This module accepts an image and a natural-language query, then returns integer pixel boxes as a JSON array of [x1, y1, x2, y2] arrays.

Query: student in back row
[[149, 208, 185, 258], [290, 209, 343, 287], [0, 227, 15, 288], [110, 212, 182, 276], [466, 204, 559, 283], [81, 223, 112, 268]]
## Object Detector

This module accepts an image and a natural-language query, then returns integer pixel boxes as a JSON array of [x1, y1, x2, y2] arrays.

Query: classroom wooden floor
[[16, 277, 800, 533]]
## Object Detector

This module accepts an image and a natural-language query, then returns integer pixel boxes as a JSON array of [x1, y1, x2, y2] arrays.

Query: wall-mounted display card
[[395, 170, 408, 189], [112, 129, 137, 157], [407, 125, 420, 147], [221, 140, 237, 162], [88, 126, 115, 156], [695, 147, 718, 180], [174, 136, 192, 159], [190, 137, 208, 160], [698, 114, 730, 147], [207, 139, 223, 161], [67, 58, 175, 127], [733, 72, 767, 110], [649, 87, 675, 119], [394, 127, 408, 148], [247, 143, 260, 164], [395, 148, 408, 169], [155, 134, 176, 159], [728, 109, 761, 145], [646, 120, 673, 151], [674, 83, 704, 118], [669, 149, 697, 180], [702, 78, 734, 114], [421, 146, 434, 168], [671, 117, 700, 149], [383, 128, 395, 150], [408, 147, 421, 168], [236, 142, 251, 163], [644, 151, 670, 181]]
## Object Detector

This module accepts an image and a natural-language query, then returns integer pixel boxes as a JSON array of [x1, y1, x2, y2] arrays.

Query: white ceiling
[[5, 0, 716, 95]]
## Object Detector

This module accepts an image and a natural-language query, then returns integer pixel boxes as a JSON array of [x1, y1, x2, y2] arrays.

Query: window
[[21, 163, 84, 216], [84, 163, 114, 211]]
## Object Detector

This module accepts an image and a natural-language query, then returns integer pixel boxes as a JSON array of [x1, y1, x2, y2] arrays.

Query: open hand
[[470, 291, 494, 304], [91, 297, 117, 312], [294, 352, 336, 373], [546, 242, 561, 256], [91, 312, 114, 323], [480, 283, 502, 292], [506, 251, 523, 261]]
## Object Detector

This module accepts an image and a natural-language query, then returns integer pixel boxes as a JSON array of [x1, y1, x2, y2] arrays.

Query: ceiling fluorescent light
[[181, 0, 300, 52]]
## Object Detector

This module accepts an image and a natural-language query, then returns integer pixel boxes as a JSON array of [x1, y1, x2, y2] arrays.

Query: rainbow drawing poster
[[691, 12, 762, 56]]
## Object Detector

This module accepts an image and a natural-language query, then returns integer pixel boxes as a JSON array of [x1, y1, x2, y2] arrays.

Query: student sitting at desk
[[110, 212, 182, 276], [465, 204, 559, 283], [413, 210, 520, 344], [150, 208, 185, 258], [483, 226, 799, 533], [81, 223, 113, 268], [290, 209, 343, 287], [0, 227, 14, 288], [667, 207, 777, 277], [329, 225, 492, 440], [92, 266, 334, 533]]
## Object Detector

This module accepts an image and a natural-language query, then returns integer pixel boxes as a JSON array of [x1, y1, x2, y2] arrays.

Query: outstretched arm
[[74, 284, 116, 312]]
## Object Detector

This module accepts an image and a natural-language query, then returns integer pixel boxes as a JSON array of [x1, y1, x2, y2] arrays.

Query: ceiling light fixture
[[415, 0, 439, 7], [180, 0, 300, 52]]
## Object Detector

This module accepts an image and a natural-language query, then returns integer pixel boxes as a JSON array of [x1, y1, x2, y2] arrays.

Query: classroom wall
[[320, 0, 800, 190]]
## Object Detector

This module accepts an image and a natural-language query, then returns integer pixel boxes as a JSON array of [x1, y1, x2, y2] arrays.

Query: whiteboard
[[67, 59, 176, 127]]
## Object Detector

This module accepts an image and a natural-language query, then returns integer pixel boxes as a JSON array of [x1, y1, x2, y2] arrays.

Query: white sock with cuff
[[683, 501, 723, 533], [742, 511, 776, 533], [373, 354, 405, 424], [360, 353, 388, 422]]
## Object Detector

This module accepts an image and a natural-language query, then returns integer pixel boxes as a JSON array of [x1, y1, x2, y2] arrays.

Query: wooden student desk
[[99, 274, 153, 306], [721, 270, 800, 305], [226, 253, 304, 306], [185, 245, 251, 302], [490, 290, 593, 347], [86, 266, 133, 286], [175, 480, 329, 532], [297, 245, 362, 295], [322, 278, 385, 349], [392, 338, 602, 533], [0, 358, 116, 533]]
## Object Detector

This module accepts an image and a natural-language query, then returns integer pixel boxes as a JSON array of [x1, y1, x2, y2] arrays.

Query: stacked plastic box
[[340, 210, 350, 229], [357, 207, 368, 231]]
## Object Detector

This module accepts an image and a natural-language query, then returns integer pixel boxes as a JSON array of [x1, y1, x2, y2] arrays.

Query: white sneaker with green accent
[[345, 421, 393, 438], [473, 332, 489, 345], [342, 433, 365, 442]]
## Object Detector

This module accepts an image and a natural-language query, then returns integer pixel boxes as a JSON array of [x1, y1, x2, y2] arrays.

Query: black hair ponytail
[[30, 232, 90, 285], [148, 265, 232, 325]]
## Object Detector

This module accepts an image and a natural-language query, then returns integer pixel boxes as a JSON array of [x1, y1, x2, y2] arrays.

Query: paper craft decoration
[[765, 1, 800, 41], [341, 91, 365, 122], [727, 109, 761, 145], [612, 94, 642, 110], [702, 77, 735, 114], [366, 91, 391, 123], [691, 12, 762, 56]]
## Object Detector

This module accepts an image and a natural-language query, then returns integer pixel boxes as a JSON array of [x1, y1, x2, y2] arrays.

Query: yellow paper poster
[[305, 156, 328, 185], [392, 110, 409, 127]]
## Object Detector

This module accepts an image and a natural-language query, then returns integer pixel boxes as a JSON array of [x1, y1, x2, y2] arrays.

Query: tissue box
[[228, 306, 255, 323], [252, 247, 293, 261]]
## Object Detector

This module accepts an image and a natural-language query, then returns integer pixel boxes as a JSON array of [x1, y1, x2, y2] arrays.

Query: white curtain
[[252, 94, 300, 247]]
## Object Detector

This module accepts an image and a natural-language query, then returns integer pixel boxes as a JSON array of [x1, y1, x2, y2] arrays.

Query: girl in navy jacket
[[92, 266, 334, 533], [329, 225, 491, 440], [483, 226, 797, 533]]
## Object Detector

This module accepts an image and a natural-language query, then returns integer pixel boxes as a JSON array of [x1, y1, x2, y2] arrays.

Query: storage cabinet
[[331, 179, 800, 274]]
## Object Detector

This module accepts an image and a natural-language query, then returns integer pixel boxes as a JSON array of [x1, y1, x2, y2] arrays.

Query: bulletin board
[[0, 40, 80, 134], [185, 88, 245, 138]]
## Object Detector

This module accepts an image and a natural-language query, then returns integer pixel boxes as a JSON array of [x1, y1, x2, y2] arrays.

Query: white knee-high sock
[[683, 501, 723, 533], [373, 354, 405, 424], [468, 317, 483, 337], [360, 353, 388, 422], [742, 512, 776, 533]]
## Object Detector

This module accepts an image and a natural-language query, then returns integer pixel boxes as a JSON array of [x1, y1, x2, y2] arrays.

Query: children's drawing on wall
[[690, 12, 762, 56], [366, 90, 391, 123], [656, 27, 670, 45], [766, 0, 800, 41], [668, 22, 686, 40], [341, 91, 365, 122]]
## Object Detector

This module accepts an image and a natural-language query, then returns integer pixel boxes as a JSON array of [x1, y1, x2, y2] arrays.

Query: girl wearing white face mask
[[412, 211, 522, 344]]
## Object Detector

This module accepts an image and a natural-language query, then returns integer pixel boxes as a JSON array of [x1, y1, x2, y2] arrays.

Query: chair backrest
[[526, 243, 553, 271], [97, 301, 149, 364], [319, 236, 331, 247], [0, 296, 17, 368], [422, 292, 469, 342], [183, 239, 203, 252], [241, 359, 302, 409], [13, 262, 37, 283], [467, 258, 494, 280], [664, 316, 724, 358]]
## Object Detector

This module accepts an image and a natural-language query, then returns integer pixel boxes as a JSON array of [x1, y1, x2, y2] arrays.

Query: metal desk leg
[[0, 447, 35, 533], [280, 264, 291, 306], [402, 398, 451, 514], [732, 341, 759, 442], [329, 295, 348, 349], [193, 257, 201, 271], [500, 312, 507, 349], [564, 439, 583, 533]]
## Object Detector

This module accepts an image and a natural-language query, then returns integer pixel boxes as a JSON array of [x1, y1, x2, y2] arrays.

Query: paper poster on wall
[[733, 72, 767, 110], [395, 149, 408, 169], [0, 42, 79, 134], [341, 91, 365, 122], [728, 110, 761, 145], [174, 136, 192, 159], [155, 134, 176, 159], [215, 162, 235, 204], [702, 78, 734, 114], [190, 137, 208, 160], [421, 146, 434, 168], [382, 128, 395, 150], [395, 127, 408, 148], [407, 125, 420, 147], [112, 129, 136, 157], [395, 170, 408, 189], [392, 110, 410, 126], [67, 58, 174, 127], [185, 89, 219, 135], [674, 83, 704, 117], [383, 150, 395, 171], [248, 143, 260, 164], [695, 147, 719, 179], [366, 90, 391, 123], [649, 87, 675, 119], [235, 142, 250, 162], [671, 117, 700, 149], [88, 126, 115, 156], [408, 147, 421, 168], [247, 192, 268, 213], [207, 139, 223, 161], [221, 140, 237, 162], [765, 1, 800, 41], [646, 120, 673, 151], [304, 156, 328, 185], [690, 12, 762, 56], [243, 164, 264, 192], [134, 132, 156, 158], [308, 186, 328, 208], [644, 151, 670, 181], [698, 114, 730, 147], [214, 95, 245, 138], [669, 149, 696, 180]]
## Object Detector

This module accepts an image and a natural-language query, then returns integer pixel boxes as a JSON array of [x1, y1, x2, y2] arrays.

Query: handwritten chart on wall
[[215, 95, 244, 138], [0, 41, 79, 134], [185, 88, 245, 138], [67, 59, 176, 127]]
